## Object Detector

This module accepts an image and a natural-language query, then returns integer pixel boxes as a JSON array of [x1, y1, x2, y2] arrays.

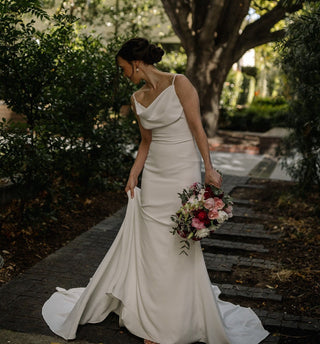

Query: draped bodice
[[132, 75, 193, 144]]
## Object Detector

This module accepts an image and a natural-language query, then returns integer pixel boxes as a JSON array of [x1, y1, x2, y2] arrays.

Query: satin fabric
[[42, 74, 269, 343]]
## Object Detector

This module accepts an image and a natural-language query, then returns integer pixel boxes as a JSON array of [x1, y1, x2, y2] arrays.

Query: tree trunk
[[186, 49, 232, 137], [160, 0, 303, 137]]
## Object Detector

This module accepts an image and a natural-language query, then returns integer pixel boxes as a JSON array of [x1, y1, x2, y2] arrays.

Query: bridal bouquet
[[170, 181, 233, 254]]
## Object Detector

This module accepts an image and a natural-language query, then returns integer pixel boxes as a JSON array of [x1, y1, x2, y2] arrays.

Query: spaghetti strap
[[132, 93, 139, 108], [131, 93, 141, 115], [172, 74, 177, 85]]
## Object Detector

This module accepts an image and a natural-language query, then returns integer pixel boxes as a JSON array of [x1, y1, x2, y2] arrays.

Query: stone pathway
[[0, 175, 319, 344]]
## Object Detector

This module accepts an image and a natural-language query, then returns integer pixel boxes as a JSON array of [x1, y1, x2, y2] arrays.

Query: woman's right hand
[[125, 174, 138, 199], [205, 167, 223, 189]]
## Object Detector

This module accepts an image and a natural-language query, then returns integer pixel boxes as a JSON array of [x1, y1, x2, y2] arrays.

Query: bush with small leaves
[[278, 4, 320, 191], [0, 3, 139, 222]]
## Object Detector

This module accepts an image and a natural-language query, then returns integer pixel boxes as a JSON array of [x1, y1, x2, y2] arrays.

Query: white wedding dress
[[42, 75, 269, 344]]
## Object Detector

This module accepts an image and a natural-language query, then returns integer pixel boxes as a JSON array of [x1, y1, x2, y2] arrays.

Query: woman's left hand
[[205, 167, 223, 189]]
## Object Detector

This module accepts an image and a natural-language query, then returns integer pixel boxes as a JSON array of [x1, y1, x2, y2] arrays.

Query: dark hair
[[116, 37, 164, 65]]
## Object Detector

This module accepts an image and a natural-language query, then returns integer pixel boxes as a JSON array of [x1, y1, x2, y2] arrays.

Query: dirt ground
[[0, 190, 128, 285], [225, 179, 320, 319]]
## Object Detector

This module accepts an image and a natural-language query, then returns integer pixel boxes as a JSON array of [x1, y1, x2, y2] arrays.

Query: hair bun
[[146, 44, 164, 64], [116, 38, 165, 65]]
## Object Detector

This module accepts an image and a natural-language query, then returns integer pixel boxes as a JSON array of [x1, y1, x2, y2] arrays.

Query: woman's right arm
[[125, 97, 152, 198]]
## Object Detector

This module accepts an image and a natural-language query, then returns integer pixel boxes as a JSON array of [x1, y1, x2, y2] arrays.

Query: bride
[[42, 37, 269, 344]]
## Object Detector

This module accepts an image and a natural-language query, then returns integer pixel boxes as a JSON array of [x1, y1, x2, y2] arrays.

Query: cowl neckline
[[134, 84, 174, 110]]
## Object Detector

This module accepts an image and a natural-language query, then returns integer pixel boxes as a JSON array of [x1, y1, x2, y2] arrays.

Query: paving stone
[[200, 174, 249, 195], [249, 157, 277, 179], [214, 222, 281, 240], [234, 183, 267, 190], [216, 283, 282, 302], [221, 175, 251, 194], [232, 205, 269, 220], [202, 238, 269, 253], [204, 252, 279, 272], [263, 318, 283, 327], [232, 199, 255, 206], [254, 310, 320, 332], [261, 334, 281, 343]]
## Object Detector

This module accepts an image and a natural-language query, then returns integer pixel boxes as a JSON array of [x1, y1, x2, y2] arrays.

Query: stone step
[[232, 198, 255, 206], [261, 334, 280, 344], [204, 252, 279, 272], [234, 183, 266, 190], [254, 309, 320, 333], [215, 283, 282, 302], [232, 206, 269, 220], [221, 175, 250, 194], [202, 238, 269, 253], [249, 157, 277, 178], [213, 222, 281, 240]]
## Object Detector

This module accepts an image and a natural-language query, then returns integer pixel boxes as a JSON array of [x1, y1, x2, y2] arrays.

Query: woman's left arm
[[174, 75, 222, 189]]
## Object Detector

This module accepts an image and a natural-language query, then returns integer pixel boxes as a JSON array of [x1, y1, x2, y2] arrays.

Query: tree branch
[[160, 0, 193, 50], [233, 29, 285, 63], [233, 2, 302, 62], [215, 0, 251, 46]]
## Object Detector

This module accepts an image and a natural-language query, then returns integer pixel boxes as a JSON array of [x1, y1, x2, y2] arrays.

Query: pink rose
[[208, 209, 219, 220], [214, 197, 225, 210], [204, 198, 215, 210], [225, 205, 233, 218], [192, 217, 206, 230]]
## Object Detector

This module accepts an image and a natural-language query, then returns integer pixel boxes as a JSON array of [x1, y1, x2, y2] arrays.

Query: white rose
[[188, 195, 196, 204], [197, 189, 205, 202], [217, 211, 229, 224], [194, 227, 210, 239]]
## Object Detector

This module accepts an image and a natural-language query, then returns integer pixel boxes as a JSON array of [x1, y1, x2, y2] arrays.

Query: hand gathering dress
[[42, 74, 269, 344]]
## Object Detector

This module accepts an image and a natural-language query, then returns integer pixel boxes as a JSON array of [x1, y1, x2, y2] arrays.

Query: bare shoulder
[[174, 74, 191, 86], [174, 74, 198, 98]]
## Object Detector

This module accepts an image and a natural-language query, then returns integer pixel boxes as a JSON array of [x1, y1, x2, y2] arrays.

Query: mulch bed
[[227, 179, 320, 319], [0, 190, 127, 285]]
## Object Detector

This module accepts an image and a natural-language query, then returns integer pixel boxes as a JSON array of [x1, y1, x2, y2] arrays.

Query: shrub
[[0, 2, 139, 221], [219, 97, 289, 132], [278, 4, 320, 190], [158, 47, 187, 74]]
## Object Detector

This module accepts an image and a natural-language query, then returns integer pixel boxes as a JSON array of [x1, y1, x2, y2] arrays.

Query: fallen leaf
[[84, 198, 92, 205]]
